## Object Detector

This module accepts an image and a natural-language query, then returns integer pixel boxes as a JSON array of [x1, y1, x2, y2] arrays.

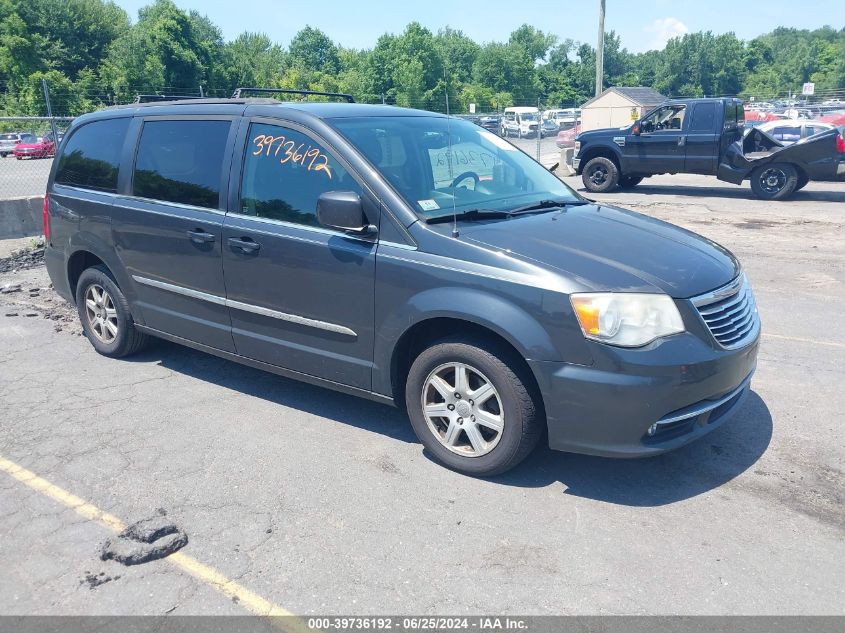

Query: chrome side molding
[[132, 275, 357, 337]]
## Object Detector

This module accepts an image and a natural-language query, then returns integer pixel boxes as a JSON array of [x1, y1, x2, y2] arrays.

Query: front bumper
[[572, 157, 580, 171], [529, 331, 760, 458]]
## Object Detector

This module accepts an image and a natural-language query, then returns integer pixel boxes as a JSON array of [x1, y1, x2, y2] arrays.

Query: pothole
[[100, 512, 188, 566]]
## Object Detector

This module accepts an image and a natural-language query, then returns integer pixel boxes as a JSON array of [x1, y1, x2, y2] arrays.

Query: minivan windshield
[[333, 116, 579, 221]]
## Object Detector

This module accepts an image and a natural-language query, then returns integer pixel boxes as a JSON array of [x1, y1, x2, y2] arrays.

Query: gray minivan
[[44, 92, 760, 476]]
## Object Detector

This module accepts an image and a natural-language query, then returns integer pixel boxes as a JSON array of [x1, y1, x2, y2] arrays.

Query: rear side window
[[690, 103, 716, 132], [132, 120, 231, 209], [55, 118, 130, 192]]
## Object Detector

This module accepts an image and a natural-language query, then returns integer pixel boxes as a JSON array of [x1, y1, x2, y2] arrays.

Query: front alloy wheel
[[421, 362, 504, 457], [405, 338, 542, 476]]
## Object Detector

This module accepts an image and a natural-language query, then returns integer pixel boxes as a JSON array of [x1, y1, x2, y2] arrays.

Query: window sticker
[[418, 199, 440, 211]]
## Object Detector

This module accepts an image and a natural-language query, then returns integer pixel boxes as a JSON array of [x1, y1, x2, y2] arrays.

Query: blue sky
[[115, 0, 845, 53]]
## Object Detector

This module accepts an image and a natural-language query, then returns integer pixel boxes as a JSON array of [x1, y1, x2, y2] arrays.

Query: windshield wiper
[[506, 199, 589, 216], [427, 209, 510, 224], [426, 200, 589, 224]]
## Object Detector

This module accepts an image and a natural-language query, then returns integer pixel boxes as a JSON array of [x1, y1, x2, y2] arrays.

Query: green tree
[[13, 0, 129, 80], [100, 0, 208, 99], [288, 26, 340, 74]]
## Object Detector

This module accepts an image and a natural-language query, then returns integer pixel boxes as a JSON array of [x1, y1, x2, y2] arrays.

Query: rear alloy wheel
[[84, 284, 119, 345], [750, 163, 798, 200], [406, 338, 542, 476], [581, 156, 620, 192], [76, 265, 150, 358]]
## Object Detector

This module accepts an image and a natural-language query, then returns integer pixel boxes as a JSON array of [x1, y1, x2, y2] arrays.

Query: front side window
[[239, 122, 360, 227], [133, 119, 231, 209], [55, 118, 130, 192], [641, 105, 686, 133], [333, 116, 579, 221]]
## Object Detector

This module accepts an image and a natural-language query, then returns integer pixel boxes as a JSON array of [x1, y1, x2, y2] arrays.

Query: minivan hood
[[460, 204, 739, 297]]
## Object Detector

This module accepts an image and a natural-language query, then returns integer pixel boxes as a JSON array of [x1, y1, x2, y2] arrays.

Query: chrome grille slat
[[710, 307, 754, 335], [707, 299, 751, 329], [692, 275, 759, 349]]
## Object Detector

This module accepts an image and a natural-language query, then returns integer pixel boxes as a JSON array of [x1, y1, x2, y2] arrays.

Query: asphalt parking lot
[[1, 174, 843, 616]]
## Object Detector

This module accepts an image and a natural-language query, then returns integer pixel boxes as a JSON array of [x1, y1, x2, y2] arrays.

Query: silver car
[[756, 120, 837, 145], [0, 132, 26, 158]]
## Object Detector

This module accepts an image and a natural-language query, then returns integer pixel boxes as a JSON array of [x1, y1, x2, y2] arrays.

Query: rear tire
[[619, 176, 643, 188], [794, 173, 809, 192], [76, 265, 150, 358], [750, 163, 798, 200], [581, 156, 620, 192], [405, 337, 542, 477]]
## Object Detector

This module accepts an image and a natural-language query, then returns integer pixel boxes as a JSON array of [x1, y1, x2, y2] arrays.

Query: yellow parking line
[[0, 455, 308, 630], [763, 333, 845, 350]]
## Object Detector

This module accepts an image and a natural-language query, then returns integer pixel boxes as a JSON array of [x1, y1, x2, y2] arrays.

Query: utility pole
[[595, 0, 605, 97], [42, 79, 58, 144]]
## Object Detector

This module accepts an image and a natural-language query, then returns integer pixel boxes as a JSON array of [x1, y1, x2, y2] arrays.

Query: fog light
[[647, 423, 658, 437]]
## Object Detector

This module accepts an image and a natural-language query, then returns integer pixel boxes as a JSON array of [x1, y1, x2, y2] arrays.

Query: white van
[[501, 107, 540, 138], [544, 108, 581, 128]]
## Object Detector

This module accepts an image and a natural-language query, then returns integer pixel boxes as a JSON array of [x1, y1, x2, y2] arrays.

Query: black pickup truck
[[573, 97, 845, 199]]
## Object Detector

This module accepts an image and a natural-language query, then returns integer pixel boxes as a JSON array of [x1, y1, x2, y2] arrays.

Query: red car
[[13, 134, 56, 159], [555, 123, 582, 148]]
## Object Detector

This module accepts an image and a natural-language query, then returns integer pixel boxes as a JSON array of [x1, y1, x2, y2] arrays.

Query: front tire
[[405, 338, 542, 477], [581, 156, 620, 192], [76, 265, 150, 358], [750, 163, 798, 200]]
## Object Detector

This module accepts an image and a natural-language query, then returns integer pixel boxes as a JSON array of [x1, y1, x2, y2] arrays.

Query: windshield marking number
[[251, 134, 333, 179]]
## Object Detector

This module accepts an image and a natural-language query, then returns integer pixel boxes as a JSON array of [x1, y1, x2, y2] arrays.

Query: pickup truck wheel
[[405, 338, 542, 477], [582, 157, 619, 192], [750, 163, 798, 200], [619, 176, 643, 188]]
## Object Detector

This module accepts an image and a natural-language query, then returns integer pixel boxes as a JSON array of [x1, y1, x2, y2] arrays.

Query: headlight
[[573, 141, 581, 155], [570, 293, 685, 347]]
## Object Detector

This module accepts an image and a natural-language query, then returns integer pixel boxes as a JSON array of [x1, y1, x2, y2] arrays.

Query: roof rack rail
[[231, 87, 355, 103], [134, 94, 205, 103]]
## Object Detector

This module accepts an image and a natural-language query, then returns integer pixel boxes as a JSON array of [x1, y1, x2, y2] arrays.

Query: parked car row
[[0, 131, 58, 159]]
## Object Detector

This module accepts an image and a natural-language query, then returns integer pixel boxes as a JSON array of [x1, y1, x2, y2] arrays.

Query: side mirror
[[632, 121, 641, 136], [316, 191, 377, 236]]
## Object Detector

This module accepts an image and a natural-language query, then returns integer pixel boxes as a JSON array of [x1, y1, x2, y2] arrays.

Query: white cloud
[[644, 17, 689, 51]]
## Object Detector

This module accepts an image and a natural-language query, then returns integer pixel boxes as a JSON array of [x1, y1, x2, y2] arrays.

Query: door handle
[[187, 229, 216, 244], [228, 237, 261, 253], [677, 136, 686, 146]]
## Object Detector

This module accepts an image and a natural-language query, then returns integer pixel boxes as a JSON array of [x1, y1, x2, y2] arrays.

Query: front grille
[[692, 274, 759, 349]]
